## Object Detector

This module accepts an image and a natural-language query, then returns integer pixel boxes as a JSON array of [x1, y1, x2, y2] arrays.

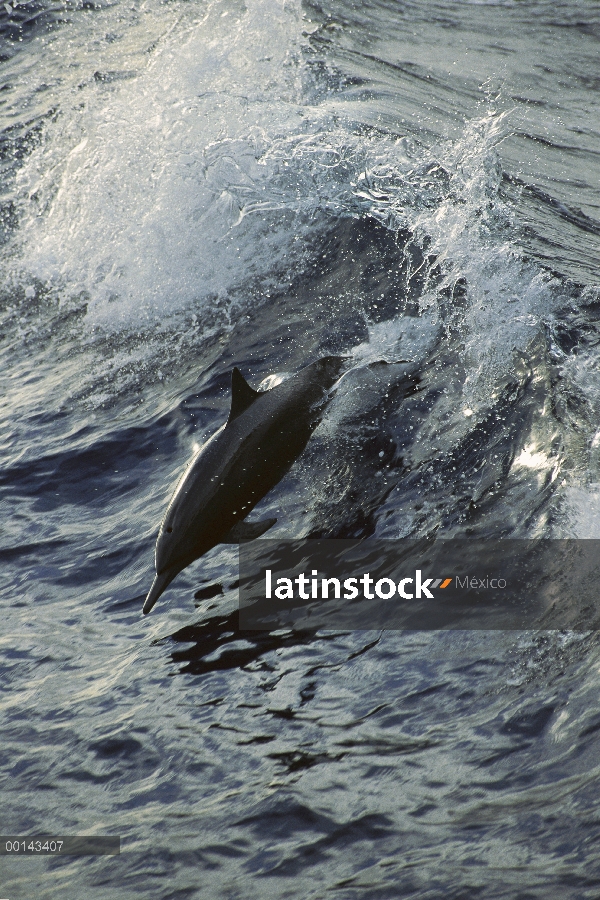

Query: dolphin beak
[[143, 568, 178, 615]]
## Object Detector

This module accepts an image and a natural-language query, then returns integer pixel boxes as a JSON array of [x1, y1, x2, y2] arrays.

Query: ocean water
[[1, 0, 600, 896]]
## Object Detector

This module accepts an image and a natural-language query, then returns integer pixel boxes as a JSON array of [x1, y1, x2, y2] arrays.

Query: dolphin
[[143, 356, 347, 614]]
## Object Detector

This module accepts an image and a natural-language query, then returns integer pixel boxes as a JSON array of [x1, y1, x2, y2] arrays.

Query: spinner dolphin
[[143, 356, 346, 613]]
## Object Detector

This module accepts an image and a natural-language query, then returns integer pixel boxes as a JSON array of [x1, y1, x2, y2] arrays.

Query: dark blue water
[[2, 1, 600, 897]]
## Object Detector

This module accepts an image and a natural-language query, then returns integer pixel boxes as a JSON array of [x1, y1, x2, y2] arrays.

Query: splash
[[9, 0, 319, 326]]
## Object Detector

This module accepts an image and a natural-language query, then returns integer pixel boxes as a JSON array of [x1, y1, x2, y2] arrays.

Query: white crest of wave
[[11, 8, 563, 414], [357, 111, 563, 419], [559, 485, 600, 538], [12, 0, 315, 326]]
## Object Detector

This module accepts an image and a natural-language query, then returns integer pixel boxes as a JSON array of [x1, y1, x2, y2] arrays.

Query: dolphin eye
[[166, 527, 173, 534]]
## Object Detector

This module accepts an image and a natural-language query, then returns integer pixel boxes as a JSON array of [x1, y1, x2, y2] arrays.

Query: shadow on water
[[162, 610, 348, 677]]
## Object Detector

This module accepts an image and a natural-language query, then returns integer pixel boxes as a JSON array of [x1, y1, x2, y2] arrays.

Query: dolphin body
[[143, 356, 346, 614]]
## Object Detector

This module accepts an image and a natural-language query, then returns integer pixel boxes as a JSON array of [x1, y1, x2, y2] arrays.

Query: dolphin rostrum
[[143, 356, 346, 614]]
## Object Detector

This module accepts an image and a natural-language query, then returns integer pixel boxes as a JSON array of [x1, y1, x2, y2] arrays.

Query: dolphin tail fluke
[[143, 569, 177, 615]]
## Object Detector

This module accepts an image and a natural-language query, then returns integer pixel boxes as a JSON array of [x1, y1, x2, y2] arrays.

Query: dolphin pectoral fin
[[367, 359, 409, 368], [222, 517, 277, 543], [142, 568, 178, 615]]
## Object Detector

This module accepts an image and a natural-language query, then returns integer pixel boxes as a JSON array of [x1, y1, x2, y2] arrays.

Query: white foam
[[350, 314, 441, 367], [358, 112, 562, 406], [557, 485, 600, 539], [4, 8, 570, 428], [10, 0, 321, 326], [9, 0, 558, 379]]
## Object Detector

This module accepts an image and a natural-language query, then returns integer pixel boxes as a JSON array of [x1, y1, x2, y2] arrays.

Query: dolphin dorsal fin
[[228, 367, 260, 423]]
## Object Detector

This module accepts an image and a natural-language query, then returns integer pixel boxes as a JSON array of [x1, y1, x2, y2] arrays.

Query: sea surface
[[1, 0, 600, 897]]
